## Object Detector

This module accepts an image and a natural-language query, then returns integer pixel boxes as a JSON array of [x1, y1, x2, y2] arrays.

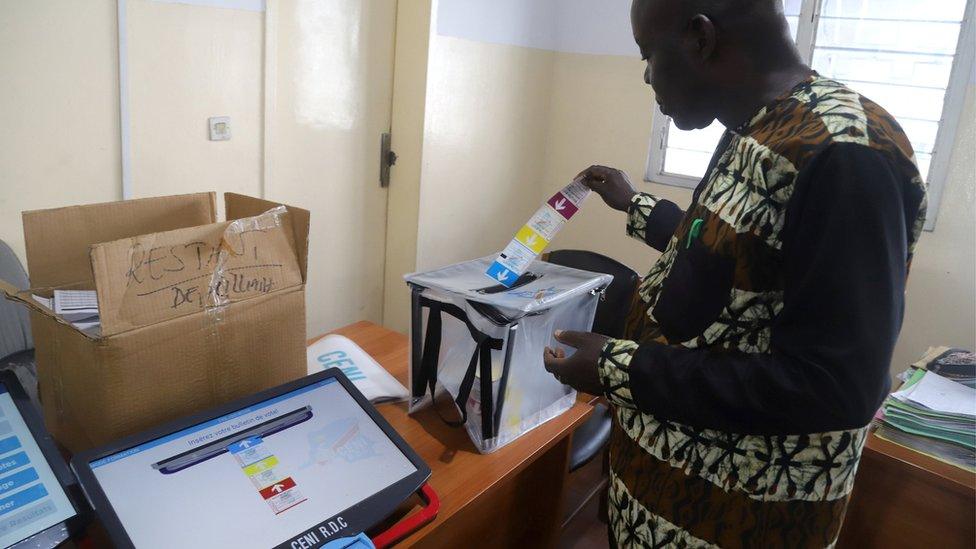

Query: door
[[125, 0, 266, 214], [268, 0, 397, 333]]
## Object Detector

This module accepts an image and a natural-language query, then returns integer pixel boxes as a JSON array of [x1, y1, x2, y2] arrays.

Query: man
[[542, 0, 927, 547]]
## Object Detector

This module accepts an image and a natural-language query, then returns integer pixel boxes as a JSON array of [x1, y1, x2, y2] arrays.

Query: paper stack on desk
[[876, 365, 976, 472]]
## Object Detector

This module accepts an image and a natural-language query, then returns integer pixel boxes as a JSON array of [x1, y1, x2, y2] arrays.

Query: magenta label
[[547, 193, 579, 219]]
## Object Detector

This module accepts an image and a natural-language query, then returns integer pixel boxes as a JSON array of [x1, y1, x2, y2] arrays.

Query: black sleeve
[[623, 143, 920, 435]]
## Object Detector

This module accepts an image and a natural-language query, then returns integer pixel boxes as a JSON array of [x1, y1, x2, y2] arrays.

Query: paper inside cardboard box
[[0, 193, 310, 452]]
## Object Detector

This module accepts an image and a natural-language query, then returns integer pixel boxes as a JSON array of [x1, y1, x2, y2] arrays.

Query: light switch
[[209, 117, 231, 141]]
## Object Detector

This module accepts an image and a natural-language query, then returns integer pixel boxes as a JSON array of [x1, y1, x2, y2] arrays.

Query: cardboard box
[[0, 193, 310, 452]]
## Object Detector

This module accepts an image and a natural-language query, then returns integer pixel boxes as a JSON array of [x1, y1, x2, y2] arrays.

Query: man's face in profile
[[632, 0, 717, 130]]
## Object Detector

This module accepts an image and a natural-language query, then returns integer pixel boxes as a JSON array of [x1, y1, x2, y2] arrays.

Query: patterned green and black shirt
[[599, 74, 926, 547]]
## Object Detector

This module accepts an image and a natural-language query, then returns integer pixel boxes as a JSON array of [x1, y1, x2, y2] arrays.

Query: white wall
[[126, 0, 265, 210], [0, 1, 122, 265], [437, 0, 636, 57], [381, 0, 564, 332], [410, 0, 639, 278], [414, 33, 554, 272], [1, 0, 264, 264]]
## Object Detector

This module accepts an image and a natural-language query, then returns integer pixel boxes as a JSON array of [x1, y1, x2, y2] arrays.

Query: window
[[644, 0, 974, 229]]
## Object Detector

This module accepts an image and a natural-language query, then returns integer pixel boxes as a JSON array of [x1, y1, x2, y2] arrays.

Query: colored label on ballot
[[486, 261, 518, 286], [547, 194, 579, 219], [228, 438, 306, 515], [229, 437, 274, 466], [486, 180, 590, 287], [243, 456, 280, 476], [514, 225, 548, 254], [258, 477, 297, 500]]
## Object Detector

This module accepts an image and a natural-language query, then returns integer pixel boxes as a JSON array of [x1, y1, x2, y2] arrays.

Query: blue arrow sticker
[[486, 261, 517, 287], [227, 436, 264, 454]]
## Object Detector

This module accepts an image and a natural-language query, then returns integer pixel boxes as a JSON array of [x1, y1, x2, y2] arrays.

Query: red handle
[[371, 483, 440, 549]]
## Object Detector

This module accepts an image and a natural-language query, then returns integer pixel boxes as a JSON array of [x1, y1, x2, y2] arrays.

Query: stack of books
[[875, 347, 976, 472]]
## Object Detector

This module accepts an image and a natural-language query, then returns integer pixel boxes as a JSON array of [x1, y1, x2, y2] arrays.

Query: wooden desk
[[838, 433, 976, 548], [317, 321, 594, 548]]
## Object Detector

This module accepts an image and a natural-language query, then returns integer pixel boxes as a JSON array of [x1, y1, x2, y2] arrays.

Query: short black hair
[[633, 0, 797, 68]]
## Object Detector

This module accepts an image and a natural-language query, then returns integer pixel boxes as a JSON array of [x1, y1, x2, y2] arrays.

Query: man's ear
[[687, 14, 717, 62]]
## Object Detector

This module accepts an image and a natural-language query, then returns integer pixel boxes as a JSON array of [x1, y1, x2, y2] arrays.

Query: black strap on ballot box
[[410, 286, 516, 441]]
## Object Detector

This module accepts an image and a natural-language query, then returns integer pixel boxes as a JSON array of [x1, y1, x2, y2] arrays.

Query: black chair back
[[545, 249, 639, 339]]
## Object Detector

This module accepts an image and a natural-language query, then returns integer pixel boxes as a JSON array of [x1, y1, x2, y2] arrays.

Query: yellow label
[[514, 225, 548, 254], [243, 455, 279, 476]]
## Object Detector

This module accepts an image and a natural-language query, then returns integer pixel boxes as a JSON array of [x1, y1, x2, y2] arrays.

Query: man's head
[[632, 0, 801, 130]]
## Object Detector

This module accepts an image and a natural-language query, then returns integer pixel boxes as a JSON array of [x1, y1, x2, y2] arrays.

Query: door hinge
[[380, 132, 397, 187]]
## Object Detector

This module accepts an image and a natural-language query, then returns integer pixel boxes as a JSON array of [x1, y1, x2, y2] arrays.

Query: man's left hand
[[543, 330, 609, 395]]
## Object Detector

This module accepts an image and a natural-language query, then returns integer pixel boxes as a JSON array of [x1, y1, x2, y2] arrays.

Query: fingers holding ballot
[[574, 165, 638, 212]]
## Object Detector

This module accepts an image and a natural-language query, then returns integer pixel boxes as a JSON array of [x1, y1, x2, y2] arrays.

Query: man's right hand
[[574, 165, 638, 212]]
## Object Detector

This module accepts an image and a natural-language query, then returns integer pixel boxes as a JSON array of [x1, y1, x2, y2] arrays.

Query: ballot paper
[[53, 290, 99, 322], [33, 292, 101, 333], [306, 334, 409, 404], [486, 179, 591, 287], [892, 370, 976, 418]]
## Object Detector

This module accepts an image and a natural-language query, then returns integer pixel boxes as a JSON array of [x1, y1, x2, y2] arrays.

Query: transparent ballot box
[[405, 257, 612, 454]]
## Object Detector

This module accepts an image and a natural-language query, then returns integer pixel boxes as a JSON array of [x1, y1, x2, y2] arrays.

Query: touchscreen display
[[90, 378, 417, 548], [0, 385, 75, 548]]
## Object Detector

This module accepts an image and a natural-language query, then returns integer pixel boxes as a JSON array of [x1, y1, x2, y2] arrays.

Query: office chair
[[545, 249, 638, 471], [0, 239, 39, 409]]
